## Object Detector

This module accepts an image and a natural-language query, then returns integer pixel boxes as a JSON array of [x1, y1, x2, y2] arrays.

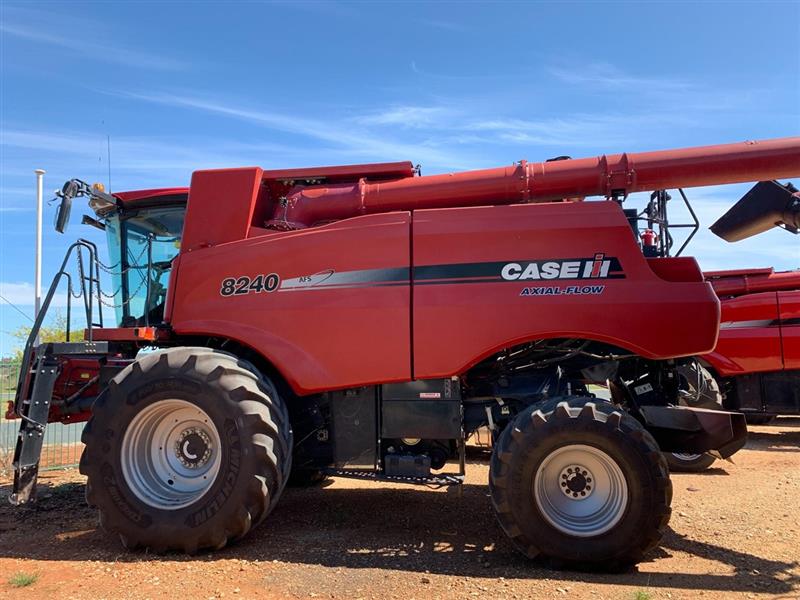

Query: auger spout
[[267, 137, 800, 229]]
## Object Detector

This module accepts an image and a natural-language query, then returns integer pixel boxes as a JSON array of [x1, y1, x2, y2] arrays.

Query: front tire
[[79, 347, 292, 553], [489, 397, 671, 570]]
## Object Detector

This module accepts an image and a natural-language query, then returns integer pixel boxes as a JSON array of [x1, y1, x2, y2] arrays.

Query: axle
[[267, 137, 800, 229]]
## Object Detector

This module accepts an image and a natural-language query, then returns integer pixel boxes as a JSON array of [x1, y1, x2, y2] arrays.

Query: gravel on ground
[[0, 419, 798, 600]]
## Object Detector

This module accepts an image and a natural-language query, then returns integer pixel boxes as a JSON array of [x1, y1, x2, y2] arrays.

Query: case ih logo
[[501, 253, 624, 281]]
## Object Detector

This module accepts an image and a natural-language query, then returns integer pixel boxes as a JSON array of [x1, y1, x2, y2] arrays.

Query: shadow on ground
[[745, 424, 800, 452], [0, 475, 796, 595]]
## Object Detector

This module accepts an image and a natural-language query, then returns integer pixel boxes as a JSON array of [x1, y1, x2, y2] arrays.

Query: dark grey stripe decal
[[279, 256, 625, 291], [720, 318, 800, 329], [279, 267, 408, 291], [414, 257, 625, 281], [415, 277, 507, 286], [279, 281, 408, 292], [720, 319, 774, 329], [415, 262, 505, 280]]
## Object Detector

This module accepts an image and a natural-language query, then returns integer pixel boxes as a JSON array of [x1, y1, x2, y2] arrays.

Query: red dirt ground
[[1, 420, 798, 600]]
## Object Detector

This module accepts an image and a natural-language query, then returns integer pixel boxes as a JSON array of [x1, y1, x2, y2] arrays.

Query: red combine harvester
[[616, 179, 800, 474], [660, 181, 800, 472], [707, 267, 800, 421], [7, 137, 800, 569], [665, 267, 800, 472]]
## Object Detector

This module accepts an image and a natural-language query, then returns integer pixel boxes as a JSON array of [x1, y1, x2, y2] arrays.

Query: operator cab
[[54, 179, 188, 328], [104, 197, 186, 327]]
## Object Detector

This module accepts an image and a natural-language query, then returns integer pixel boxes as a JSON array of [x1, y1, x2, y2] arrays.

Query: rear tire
[[79, 347, 292, 553], [489, 397, 671, 571], [664, 363, 722, 473]]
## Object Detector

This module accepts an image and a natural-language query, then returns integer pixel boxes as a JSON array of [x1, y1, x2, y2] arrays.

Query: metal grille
[[0, 360, 83, 478]]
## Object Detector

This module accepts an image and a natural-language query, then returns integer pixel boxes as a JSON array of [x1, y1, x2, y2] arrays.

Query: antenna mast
[[107, 134, 112, 192]]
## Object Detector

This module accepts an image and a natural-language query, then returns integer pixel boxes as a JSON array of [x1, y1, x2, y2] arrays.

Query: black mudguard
[[638, 405, 747, 459]]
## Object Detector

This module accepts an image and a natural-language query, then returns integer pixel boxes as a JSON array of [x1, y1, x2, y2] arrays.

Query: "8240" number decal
[[220, 274, 280, 297]]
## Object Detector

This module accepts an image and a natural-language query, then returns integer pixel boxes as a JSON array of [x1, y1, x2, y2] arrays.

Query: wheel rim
[[533, 444, 629, 537], [671, 452, 702, 462], [121, 399, 221, 510]]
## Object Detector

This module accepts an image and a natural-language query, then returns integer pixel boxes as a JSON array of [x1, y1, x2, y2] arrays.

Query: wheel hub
[[120, 399, 222, 510], [533, 444, 629, 537], [559, 465, 594, 499], [175, 428, 212, 469]]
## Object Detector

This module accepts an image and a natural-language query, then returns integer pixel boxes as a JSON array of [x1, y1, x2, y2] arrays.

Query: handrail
[[13, 240, 103, 414]]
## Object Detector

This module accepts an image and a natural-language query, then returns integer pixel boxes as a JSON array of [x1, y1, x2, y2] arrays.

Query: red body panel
[[170, 213, 413, 394], [261, 161, 415, 182], [169, 202, 719, 395], [702, 269, 800, 376], [703, 292, 783, 375], [779, 290, 800, 369], [6, 356, 102, 423], [708, 268, 800, 297], [705, 267, 773, 278], [87, 327, 157, 342], [183, 168, 264, 252], [114, 187, 189, 203], [412, 203, 718, 377], [50, 357, 101, 423]]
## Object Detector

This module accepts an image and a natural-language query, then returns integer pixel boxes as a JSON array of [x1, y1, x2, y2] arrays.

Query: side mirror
[[61, 179, 79, 201], [710, 181, 800, 242], [52, 180, 83, 234], [54, 194, 73, 233]]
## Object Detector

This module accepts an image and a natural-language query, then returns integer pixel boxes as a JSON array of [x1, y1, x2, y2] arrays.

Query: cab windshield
[[105, 205, 185, 327]]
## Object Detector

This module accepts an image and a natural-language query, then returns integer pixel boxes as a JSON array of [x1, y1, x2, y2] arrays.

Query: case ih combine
[[665, 267, 800, 472], [7, 136, 800, 570]]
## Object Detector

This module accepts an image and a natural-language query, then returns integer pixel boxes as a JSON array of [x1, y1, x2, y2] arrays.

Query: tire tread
[[489, 396, 671, 570], [79, 347, 292, 553]]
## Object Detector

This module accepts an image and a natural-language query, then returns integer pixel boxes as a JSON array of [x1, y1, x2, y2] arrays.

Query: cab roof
[[113, 188, 189, 205]]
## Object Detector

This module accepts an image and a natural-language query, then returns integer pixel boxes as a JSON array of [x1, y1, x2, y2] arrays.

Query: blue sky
[[1, 1, 799, 356]]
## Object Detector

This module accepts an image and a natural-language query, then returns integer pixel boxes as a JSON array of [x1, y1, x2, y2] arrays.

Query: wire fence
[[0, 359, 84, 479]]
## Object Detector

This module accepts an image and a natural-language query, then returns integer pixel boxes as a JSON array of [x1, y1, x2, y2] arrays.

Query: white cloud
[[549, 63, 693, 92], [465, 116, 631, 147], [0, 128, 312, 179], [111, 91, 473, 170], [109, 87, 723, 172], [463, 110, 700, 148], [0, 282, 69, 310], [0, 186, 37, 212], [0, 22, 184, 71], [353, 106, 451, 129]]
